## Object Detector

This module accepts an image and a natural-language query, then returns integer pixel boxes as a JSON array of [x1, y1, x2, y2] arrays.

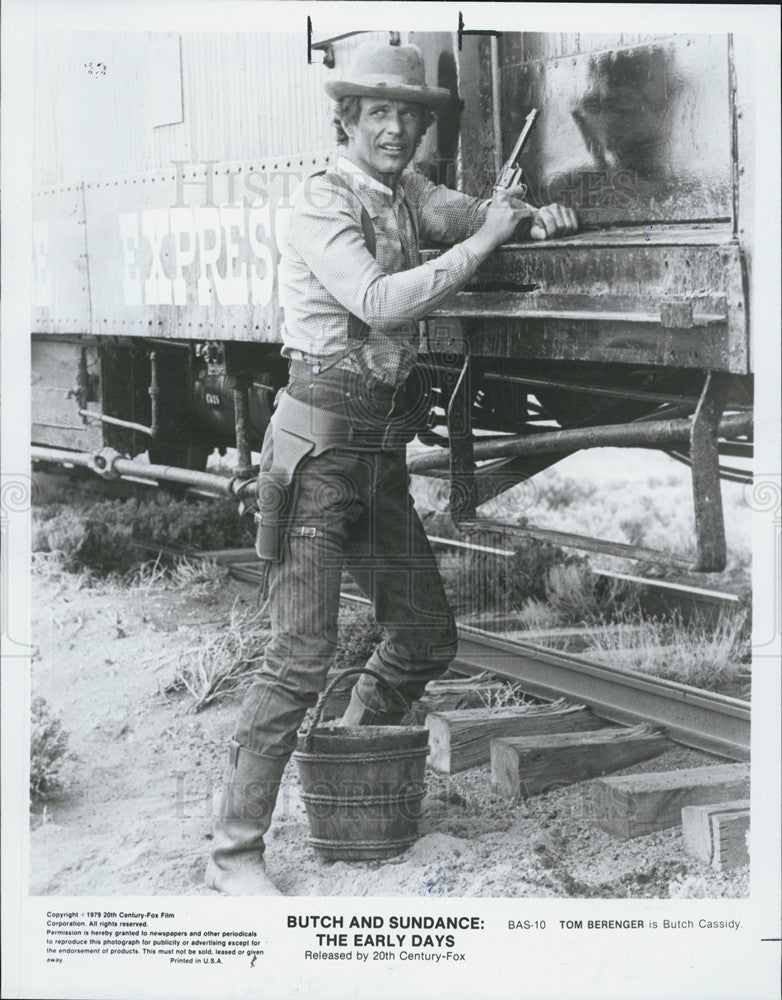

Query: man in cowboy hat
[[206, 40, 578, 895]]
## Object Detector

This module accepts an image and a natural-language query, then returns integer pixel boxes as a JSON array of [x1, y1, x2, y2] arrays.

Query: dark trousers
[[233, 364, 458, 757]]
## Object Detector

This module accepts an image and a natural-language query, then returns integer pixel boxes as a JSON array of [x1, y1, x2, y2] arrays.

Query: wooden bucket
[[293, 668, 429, 861]]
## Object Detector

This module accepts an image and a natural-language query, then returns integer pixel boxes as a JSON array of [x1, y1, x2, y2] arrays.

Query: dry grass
[[30, 696, 71, 801], [164, 556, 229, 592], [164, 600, 271, 711], [544, 563, 640, 624], [478, 681, 537, 710], [32, 550, 94, 591], [514, 598, 564, 630], [584, 610, 749, 691]]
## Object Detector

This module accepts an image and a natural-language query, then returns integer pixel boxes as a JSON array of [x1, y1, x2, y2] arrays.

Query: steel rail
[[138, 538, 744, 619], [127, 539, 750, 761], [453, 624, 749, 761], [340, 592, 748, 761]]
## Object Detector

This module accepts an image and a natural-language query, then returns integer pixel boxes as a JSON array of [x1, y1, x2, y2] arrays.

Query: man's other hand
[[529, 203, 579, 240], [480, 184, 533, 248]]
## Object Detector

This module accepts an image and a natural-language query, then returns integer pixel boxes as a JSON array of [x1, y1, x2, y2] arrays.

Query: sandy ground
[[29, 561, 749, 900]]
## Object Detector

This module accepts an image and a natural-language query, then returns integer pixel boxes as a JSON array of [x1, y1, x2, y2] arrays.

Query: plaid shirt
[[279, 155, 489, 385]]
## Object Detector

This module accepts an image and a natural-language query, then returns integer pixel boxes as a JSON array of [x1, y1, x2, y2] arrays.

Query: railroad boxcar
[[31, 28, 754, 570]]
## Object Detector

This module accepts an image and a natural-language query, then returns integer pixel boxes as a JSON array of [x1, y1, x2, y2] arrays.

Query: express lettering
[[119, 202, 279, 307]]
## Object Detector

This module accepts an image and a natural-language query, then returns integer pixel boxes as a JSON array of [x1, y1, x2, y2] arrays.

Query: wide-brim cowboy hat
[[324, 40, 452, 108]]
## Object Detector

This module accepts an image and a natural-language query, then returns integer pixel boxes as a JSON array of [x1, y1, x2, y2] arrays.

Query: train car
[[31, 28, 754, 571]]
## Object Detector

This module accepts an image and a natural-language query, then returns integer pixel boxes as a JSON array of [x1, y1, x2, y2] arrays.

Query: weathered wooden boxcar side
[[31, 29, 754, 569]]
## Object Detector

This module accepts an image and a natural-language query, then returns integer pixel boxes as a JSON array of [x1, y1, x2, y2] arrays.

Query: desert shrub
[[33, 504, 136, 575], [33, 494, 254, 577], [139, 494, 253, 551], [545, 564, 640, 625], [331, 609, 383, 673], [445, 531, 582, 615], [536, 476, 600, 513], [30, 696, 70, 801]]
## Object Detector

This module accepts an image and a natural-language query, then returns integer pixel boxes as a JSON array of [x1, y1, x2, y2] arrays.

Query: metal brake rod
[[407, 412, 753, 474], [31, 445, 236, 494]]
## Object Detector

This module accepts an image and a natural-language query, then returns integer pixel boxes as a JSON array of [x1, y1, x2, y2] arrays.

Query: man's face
[[343, 98, 425, 185]]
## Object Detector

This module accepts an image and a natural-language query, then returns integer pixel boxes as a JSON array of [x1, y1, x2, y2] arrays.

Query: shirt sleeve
[[286, 176, 480, 333], [405, 171, 490, 243]]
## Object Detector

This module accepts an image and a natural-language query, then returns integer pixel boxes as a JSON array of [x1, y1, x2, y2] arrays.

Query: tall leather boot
[[205, 741, 286, 896], [340, 685, 406, 726]]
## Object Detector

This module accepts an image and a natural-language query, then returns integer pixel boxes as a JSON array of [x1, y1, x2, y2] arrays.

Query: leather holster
[[254, 392, 355, 562]]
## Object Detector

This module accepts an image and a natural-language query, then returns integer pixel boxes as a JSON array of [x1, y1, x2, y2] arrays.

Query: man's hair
[[332, 96, 435, 146]]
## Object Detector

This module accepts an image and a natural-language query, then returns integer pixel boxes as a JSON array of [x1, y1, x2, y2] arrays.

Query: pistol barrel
[[507, 108, 539, 166]]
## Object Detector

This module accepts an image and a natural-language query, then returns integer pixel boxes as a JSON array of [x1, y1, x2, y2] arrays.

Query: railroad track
[[453, 624, 749, 762], [130, 539, 750, 762], [131, 537, 744, 626]]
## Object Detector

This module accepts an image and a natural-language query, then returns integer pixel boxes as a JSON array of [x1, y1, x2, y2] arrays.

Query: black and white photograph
[[2, 3, 780, 999]]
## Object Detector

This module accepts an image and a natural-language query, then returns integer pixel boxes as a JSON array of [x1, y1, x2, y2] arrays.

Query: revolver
[[493, 108, 539, 199]]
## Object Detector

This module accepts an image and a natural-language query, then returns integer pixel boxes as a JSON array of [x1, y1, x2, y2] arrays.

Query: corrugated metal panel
[[82, 154, 328, 342], [34, 33, 154, 189], [32, 185, 91, 333], [33, 30, 396, 189]]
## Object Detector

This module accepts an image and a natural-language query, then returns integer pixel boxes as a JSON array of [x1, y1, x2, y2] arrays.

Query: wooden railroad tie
[[681, 800, 750, 870], [426, 699, 606, 774], [592, 763, 750, 840], [411, 675, 508, 724], [490, 723, 670, 798]]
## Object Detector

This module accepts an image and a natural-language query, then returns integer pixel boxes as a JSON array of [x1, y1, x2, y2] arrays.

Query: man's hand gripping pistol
[[493, 107, 539, 200]]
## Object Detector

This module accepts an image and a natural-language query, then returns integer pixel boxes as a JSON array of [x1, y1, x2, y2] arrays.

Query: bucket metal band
[[301, 790, 424, 807], [293, 746, 427, 764], [307, 836, 418, 852]]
